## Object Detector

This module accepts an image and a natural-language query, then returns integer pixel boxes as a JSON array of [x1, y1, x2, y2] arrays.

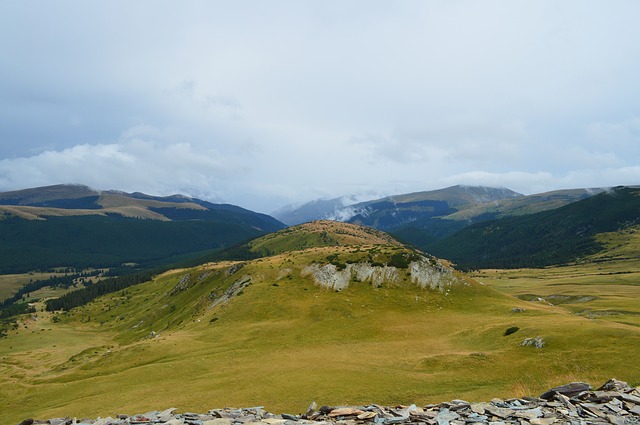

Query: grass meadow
[[1, 231, 639, 423]]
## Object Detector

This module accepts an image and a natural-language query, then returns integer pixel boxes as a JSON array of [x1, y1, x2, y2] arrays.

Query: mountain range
[[0, 184, 285, 274], [273, 185, 611, 257], [2, 182, 639, 275], [273, 185, 608, 226]]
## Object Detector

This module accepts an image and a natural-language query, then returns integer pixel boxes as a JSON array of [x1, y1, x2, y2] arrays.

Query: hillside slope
[[345, 185, 522, 231], [429, 186, 640, 269], [1, 221, 638, 422], [0, 184, 284, 273]]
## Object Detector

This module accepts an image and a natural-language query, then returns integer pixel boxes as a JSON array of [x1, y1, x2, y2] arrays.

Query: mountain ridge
[[274, 185, 523, 226], [0, 184, 285, 274], [428, 185, 640, 269], [0, 184, 281, 225]]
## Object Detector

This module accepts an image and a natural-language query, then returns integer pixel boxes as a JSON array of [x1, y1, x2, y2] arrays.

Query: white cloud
[[1, 1, 640, 212], [587, 117, 640, 148], [440, 171, 555, 195], [0, 135, 236, 203]]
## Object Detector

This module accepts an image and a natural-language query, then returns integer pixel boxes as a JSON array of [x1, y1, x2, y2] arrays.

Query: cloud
[[2, 2, 640, 212], [586, 116, 640, 148], [348, 116, 527, 168], [441, 166, 640, 196], [440, 171, 555, 195], [0, 130, 239, 202]]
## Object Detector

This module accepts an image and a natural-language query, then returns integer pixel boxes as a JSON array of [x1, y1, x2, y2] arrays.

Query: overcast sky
[[1, 1, 640, 213]]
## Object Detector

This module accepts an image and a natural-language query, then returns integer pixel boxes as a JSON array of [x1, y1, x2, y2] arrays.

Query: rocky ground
[[18, 379, 640, 425]]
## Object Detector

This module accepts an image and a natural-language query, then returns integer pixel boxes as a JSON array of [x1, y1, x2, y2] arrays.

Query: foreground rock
[[20, 379, 640, 425]]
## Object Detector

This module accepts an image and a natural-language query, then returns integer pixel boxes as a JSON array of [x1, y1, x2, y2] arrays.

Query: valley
[[1, 221, 639, 423]]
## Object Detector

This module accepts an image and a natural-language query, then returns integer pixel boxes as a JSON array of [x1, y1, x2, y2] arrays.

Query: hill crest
[[249, 220, 403, 254]]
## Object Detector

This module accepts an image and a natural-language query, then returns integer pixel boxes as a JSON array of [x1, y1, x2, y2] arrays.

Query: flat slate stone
[[540, 382, 590, 400]]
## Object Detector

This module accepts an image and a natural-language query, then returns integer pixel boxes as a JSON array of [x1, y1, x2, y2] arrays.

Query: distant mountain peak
[[274, 185, 524, 227]]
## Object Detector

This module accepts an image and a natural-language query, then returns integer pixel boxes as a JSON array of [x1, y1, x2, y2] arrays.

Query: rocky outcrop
[[301, 263, 400, 291], [169, 274, 194, 295], [22, 379, 640, 425], [208, 276, 252, 309], [521, 336, 545, 349], [408, 258, 458, 291], [302, 258, 458, 292]]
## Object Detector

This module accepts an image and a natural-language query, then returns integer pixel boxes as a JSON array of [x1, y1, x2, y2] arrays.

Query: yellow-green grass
[[0, 272, 66, 301], [474, 228, 640, 328], [28, 285, 86, 303], [1, 242, 639, 424], [1, 271, 101, 303]]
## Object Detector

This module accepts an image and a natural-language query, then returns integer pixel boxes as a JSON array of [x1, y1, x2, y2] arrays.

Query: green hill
[[0, 184, 284, 273], [1, 221, 638, 423], [346, 185, 522, 230], [428, 186, 640, 269], [391, 188, 606, 250]]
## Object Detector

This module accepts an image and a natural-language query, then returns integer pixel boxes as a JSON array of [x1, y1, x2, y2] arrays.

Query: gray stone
[[464, 413, 488, 423], [159, 408, 178, 422], [435, 408, 459, 425], [93, 418, 117, 425], [305, 402, 318, 418], [520, 336, 545, 348], [540, 382, 590, 400], [470, 403, 487, 415], [606, 414, 626, 425], [529, 419, 557, 425], [621, 393, 640, 405], [357, 412, 377, 420], [202, 419, 233, 425], [598, 379, 632, 392], [483, 405, 514, 419], [514, 407, 543, 419]]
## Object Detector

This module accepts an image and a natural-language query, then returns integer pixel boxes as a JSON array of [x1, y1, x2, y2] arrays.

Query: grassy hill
[[444, 188, 606, 221], [391, 188, 606, 250], [346, 185, 522, 230], [1, 221, 638, 423], [0, 185, 284, 274], [427, 186, 640, 269]]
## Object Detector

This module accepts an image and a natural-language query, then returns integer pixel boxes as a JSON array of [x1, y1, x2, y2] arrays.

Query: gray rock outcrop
[[302, 257, 458, 292]]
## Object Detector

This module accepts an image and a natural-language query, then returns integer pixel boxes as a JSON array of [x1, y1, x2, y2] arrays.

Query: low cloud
[[0, 134, 238, 203], [586, 116, 640, 148], [349, 116, 527, 166]]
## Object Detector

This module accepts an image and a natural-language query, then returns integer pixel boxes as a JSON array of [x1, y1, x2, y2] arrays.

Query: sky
[[1, 1, 640, 213]]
